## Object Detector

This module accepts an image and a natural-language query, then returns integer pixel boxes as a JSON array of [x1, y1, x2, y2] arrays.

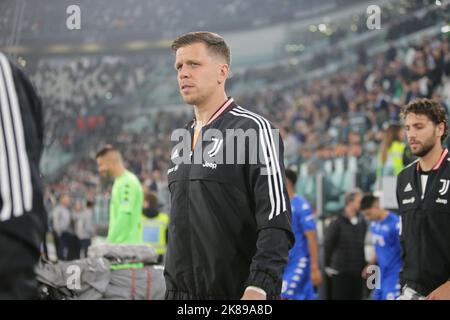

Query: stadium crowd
[[41, 32, 450, 217], [0, 0, 357, 42]]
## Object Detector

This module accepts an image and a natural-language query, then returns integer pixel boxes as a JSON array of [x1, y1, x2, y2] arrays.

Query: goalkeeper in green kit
[[96, 145, 144, 268]]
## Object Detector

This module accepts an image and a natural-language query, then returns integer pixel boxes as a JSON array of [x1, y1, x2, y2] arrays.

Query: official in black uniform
[[165, 32, 294, 300], [396, 98, 450, 300], [0, 53, 46, 299], [324, 189, 367, 300]]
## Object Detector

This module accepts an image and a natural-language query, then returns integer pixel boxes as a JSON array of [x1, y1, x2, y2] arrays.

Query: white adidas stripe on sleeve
[[0, 53, 33, 221], [230, 107, 286, 220]]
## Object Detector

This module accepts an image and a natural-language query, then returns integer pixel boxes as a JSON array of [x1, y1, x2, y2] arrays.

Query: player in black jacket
[[165, 32, 294, 300], [324, 189, 367, 300], [0, 53, 46, 299], [396, 98, 450, 300]]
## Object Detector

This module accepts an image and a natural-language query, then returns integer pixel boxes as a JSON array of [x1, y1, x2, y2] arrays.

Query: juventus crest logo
[[208, 138, 223, 157], [438, 179, 450, 196]]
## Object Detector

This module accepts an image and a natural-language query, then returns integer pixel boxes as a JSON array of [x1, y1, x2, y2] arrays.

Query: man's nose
[[407, 133, 417, 142], [178, 66, 189, 80]]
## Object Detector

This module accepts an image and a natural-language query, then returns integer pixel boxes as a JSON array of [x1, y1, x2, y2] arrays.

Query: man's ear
[[218, 64, 229, 84], [437, 122, 445, 138]]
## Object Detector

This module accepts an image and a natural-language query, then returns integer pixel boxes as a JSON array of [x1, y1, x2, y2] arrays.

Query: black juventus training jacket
[[0, 53, 46, 286], [165, 97, 294, 299], [396, 149, 450, 296]]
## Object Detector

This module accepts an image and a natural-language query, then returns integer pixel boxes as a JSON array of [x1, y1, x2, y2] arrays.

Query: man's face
[[74, 201, 82, 212], [351, 194, 363, 212], [361, 206, 377, 221], [152, 169, 161, 181], [61, 195, 70, 207], [286, 179, 294, 195], [97, 156, 112, 177], [174, 42, 227, 106], [404, 113, 442, 157]]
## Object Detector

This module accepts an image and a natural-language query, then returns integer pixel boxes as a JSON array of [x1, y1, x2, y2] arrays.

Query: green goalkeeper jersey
[[108, 170, 144, 269], [108, 170, 143, 244]]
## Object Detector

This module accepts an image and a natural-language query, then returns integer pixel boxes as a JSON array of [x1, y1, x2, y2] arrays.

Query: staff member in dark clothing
[[324, 189, 367, 300], [0, 53, 46, 299], [396, 98, 450, 300], [165, 31, 294, 300]]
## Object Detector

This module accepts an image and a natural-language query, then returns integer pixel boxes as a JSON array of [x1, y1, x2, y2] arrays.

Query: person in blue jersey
[[360, 194, 402, 300], [281, 169, 322, 299]]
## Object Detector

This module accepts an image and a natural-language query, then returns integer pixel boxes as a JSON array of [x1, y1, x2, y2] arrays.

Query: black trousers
[[79, 239, 91, 258], [58, 232, 81, 261], [330, 272, 364, 300], [53, 231, 62, 260]]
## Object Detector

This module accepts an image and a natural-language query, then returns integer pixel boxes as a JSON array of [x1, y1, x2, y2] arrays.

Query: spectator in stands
[[141, 191, 169, 264], [281, 126, 300, 167], [385, 43, 397, 63], [52, 194, 76, 260], [74, 199, 95, 258], [405, 81, 427, 105], [52, 194, 80, 261], [376, 123, 411, 178]]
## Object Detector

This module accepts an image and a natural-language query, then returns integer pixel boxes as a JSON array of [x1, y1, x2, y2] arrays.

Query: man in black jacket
[[0, 53, 46, 299], [324, 189, 367, 300], [165, 31, 294, 300], [396, 98, 450, 300]]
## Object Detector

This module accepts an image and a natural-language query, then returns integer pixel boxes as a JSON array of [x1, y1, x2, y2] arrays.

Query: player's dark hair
[[401, 98, 448, 143], [360, 193, 378, 211], [86, 199, 94, 208], [285, 169, 298, 186], [95, 144, 117, 159], [144, 191, 159, 208]]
